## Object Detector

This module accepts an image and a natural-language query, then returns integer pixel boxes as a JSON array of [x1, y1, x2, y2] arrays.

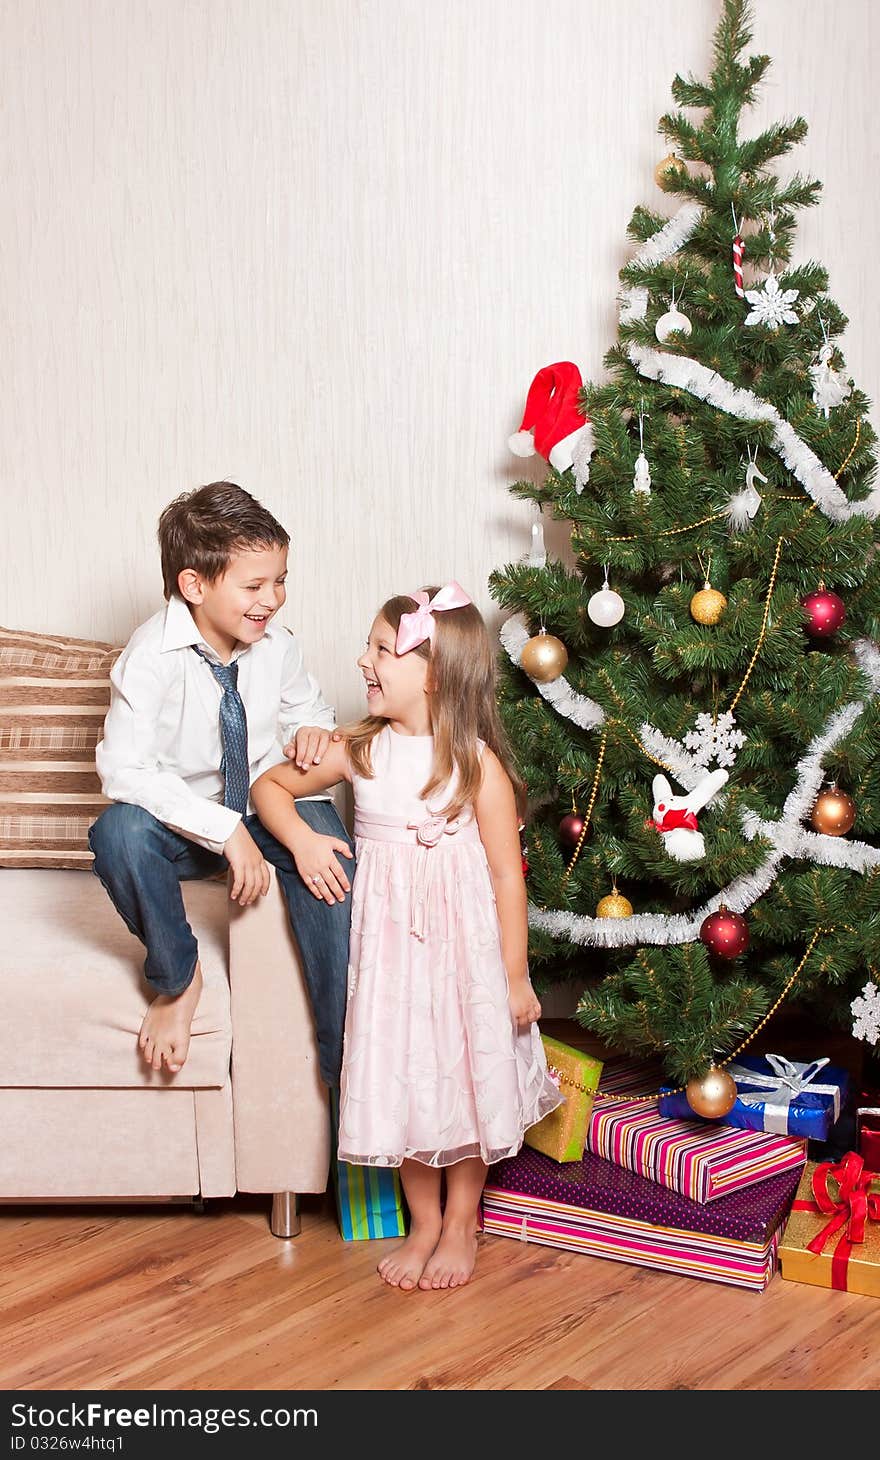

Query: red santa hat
[[508, 361, 590, 473]]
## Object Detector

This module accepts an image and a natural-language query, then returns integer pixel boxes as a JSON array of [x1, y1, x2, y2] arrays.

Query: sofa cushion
[[0, 626, 122, 869], [0, 869, 231, 1088]]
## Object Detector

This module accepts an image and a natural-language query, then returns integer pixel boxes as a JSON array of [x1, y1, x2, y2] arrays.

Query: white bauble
[[587, 587, 625, 627], [655, 306, 692, 343]]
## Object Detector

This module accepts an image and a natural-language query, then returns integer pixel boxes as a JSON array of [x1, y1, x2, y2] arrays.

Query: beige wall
[[2, 0, 876, 721]]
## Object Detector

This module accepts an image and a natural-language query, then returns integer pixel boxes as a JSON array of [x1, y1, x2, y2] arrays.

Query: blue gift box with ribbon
[[659, 1055, 851, 1140]]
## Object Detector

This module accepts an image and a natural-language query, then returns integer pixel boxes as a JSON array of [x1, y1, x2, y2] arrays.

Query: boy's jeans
[[88, 800, 353, 1088]]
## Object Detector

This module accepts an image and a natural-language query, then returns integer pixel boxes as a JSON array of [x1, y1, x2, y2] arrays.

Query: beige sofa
[[0, 862, 332, 1236], [0, 624, 334, 1234]]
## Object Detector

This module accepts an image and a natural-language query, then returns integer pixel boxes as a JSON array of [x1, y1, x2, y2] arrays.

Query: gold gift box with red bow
[[779, 1154, 880, 1298]]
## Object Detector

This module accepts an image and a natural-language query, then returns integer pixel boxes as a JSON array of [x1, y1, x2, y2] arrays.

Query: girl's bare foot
[[377, 1219, 442, 1291], [138, 962, 203, 1074], [418, 1221, 478, 1290]]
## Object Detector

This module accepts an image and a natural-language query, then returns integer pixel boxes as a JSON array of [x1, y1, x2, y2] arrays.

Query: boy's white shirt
[[95, 593, 334, 855]]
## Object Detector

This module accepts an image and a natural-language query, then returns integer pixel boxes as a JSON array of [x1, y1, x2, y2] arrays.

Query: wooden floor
[[2, 1189, 880, 1391], [3, 1014, 879, 1392]]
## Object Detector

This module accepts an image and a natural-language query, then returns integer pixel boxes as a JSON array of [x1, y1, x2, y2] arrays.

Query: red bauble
[[559, 813, 590, 850], [521, 855, 530, 877], [802, 589, 846, 639], [700, 908, 750, 960]]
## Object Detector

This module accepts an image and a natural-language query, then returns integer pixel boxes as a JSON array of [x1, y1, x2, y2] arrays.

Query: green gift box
[[524, 1036, 604, 1163], [329, 1089, 408, 1241]]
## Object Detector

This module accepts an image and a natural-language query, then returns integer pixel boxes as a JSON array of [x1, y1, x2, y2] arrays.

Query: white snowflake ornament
[[744, 275, 800, 329], [683, 711, 746, 770], [851, 981, 880, 1045]]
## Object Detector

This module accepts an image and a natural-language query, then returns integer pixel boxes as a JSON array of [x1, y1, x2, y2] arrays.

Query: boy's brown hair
[[346, 589, 525, 823], [157, 481, 290, 599]]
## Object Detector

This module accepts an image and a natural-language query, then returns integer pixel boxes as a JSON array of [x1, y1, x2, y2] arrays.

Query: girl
[[252, 583, 561, 1291]]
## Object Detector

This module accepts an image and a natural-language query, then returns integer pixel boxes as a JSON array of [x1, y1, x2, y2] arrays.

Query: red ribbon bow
[[653, 807, 699, 834], [792, 1151, 880, 1290]]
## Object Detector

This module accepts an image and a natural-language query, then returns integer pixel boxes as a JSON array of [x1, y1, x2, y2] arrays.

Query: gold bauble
[[690, 585, 728, 625], [655, 151, 685, 188], [596, 890, 634, 919], [810, 786, 856, 837], [685, 1066, 738, 1119], [520, 633, 568, 683]]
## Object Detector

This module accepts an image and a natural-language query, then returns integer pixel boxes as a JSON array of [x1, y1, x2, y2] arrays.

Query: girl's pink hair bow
[[395, 582, 472, 654]]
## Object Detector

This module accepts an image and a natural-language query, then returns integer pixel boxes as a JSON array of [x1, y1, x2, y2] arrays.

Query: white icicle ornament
[[632, 451, 652, 495], [525, 520, 547, 567]]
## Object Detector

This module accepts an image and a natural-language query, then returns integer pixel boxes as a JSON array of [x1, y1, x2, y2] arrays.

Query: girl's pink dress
[[337, 726, 562, 1168]]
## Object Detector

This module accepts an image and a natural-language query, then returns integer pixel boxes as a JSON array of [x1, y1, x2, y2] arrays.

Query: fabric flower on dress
[[408, 813, 458, 847], [744, 274, 800, 329]]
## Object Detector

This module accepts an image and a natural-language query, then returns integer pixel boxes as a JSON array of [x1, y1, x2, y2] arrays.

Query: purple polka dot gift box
[[482, 1145, 802, 1291]]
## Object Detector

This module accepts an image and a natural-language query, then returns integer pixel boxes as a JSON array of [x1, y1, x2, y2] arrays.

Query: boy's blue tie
[[192, 647, 250, 814]]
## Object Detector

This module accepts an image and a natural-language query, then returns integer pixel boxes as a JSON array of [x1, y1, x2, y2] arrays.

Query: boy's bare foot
[[418, 1221, 478, 1290], [138, 963, 203, 1074], [377, 1219, 442, 1291]]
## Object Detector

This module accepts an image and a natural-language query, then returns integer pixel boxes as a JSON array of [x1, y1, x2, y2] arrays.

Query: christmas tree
[[491, 0, 880, 1094]]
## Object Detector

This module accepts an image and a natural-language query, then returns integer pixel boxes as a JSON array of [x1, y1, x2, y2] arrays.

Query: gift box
[[779, 1154, 880, 1297], [524, 1036, 603, 1162], [856, 1102, 880, 1173], [597, 1055, 665, 1097], [658, 1055, 850, 1141], [482, 1145, 801, 1291], [329, 1089, 407, 1241], [587, 1096, 806, 1204], [333, 1158, 407, 1241]]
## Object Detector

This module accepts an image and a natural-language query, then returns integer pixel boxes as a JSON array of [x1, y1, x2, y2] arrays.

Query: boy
[[89, 481, 353, 1082]]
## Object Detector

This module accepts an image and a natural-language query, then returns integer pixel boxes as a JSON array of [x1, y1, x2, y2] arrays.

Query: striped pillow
[[0, 626, 121, 869]]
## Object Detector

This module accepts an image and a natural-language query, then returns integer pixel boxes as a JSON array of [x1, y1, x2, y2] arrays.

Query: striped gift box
[[329, 1089, 407, 1241], [483, 1147, 801, 1291], [597, 1055, 666, 1098], [0, 626, 120, 869], [333, 1158, 407, 1241], [587, 1097, 806, 1204]]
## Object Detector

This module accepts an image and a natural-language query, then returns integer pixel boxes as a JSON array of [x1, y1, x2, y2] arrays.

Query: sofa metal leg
[[270, 1191, 301, 1238]]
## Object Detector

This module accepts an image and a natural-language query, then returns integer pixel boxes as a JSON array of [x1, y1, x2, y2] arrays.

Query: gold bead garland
[[834, 417, 862, 479], [547, 1065, 601, 1096], [728, 534, 785, 714], [605, 509, 727, 545], [563, 730, 608, 881]]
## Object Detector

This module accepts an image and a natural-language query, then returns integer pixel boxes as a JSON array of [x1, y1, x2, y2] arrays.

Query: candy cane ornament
[[732, 234, 745, 298], [731, 204, 745, 299]]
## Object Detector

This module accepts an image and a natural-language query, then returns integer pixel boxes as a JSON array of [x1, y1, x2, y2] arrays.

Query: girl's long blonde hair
[[346, 590, 523, 822]]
